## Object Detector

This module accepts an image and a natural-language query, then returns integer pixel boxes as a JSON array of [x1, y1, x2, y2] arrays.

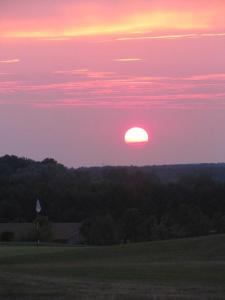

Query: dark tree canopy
[[0, 155, 225, 244]]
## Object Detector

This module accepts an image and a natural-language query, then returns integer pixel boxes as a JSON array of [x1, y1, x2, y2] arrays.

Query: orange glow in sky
[[1, 1, 224, 39], [0, 12, 212, 39]]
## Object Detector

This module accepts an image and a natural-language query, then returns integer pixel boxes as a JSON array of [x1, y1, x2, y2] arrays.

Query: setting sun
[[124, 127, 149, 144]]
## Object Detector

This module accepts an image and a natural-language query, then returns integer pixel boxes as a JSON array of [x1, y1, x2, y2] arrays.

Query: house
[[0, 222, 82, 244], [51, 223, 81, 244]]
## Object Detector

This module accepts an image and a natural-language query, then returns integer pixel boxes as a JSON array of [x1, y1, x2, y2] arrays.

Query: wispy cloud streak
[[0, 59, 20, 64], [1, 71, 225, 109], [1, 0, 225, 38], [114, 58, 143, 62], [116, 32, 225, 41]]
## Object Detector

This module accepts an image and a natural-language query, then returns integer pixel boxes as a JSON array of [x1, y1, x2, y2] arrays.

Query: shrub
[[0, 230, 14, 242]]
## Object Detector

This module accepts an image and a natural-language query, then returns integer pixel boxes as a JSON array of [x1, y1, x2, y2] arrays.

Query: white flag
[[36, 199, 42, 213]]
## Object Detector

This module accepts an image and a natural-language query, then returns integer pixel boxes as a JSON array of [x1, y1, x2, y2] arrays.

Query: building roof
[[0, 223, 81, 241]]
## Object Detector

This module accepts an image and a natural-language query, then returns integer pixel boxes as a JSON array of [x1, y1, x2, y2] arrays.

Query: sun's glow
[[124, 127, 149, 144]]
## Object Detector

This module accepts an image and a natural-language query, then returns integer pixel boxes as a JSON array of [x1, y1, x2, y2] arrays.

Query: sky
[[0, 0, 225, 167]]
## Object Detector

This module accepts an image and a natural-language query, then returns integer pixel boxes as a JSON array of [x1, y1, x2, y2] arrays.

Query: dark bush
[[0, 231, 14, 242]]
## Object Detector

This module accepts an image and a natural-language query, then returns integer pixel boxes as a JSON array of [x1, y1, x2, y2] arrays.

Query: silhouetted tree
[[0, 155, 225, 244]]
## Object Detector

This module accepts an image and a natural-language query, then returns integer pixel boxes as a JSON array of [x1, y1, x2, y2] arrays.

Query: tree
[[120, 209, 143, 243], [81, 214, 118, 245], [33, 216, 52, 242]]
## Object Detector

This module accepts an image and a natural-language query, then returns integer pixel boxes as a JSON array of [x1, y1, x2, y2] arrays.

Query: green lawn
[[0, 235, 225, 299]]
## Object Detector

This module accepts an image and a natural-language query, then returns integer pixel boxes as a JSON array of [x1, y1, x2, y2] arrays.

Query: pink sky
[[0, 0, 225, 166]]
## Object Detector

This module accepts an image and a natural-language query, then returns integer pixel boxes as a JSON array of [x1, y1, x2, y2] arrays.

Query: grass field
[[0, 234, 225, 299]]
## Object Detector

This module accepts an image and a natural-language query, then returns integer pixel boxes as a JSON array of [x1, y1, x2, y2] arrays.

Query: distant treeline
[[0, 155, 225, 244]]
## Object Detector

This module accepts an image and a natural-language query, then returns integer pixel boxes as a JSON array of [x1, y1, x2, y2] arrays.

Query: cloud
[[116, 32, 225, 41], [1, 72, 225, 109], [114, 58, 143, 62], [1, 0, 225, 38], [0, 59, 20, 64], [186, 74, 225, 81], [54, 69, 89, 75], [54, 69, 115, 79]]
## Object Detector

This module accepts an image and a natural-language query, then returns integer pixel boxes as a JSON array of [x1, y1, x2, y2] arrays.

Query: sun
[[124, 127, 149, 144]]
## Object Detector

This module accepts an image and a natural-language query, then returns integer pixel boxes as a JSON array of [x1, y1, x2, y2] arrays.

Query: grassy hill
[[0, 234, 225, 299]]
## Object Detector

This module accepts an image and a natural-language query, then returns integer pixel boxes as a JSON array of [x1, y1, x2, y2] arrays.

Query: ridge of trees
[[0, 155, 225, 244]]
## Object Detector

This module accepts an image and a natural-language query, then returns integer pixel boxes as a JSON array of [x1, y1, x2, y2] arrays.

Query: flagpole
[[36, 211, 40, 246], [35, 199, 42, 246]]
